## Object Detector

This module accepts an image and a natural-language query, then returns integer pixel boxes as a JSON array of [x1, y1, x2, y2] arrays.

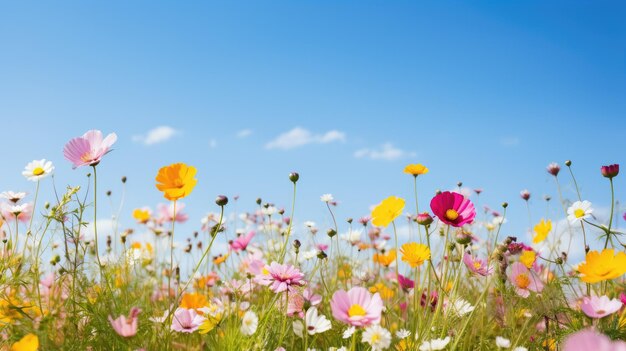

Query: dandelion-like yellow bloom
[[155, 163, 198, 201], [371, 196, 405, 227], [520, 250, 536, 269], [180, 292, 209, 310], [578, 249, 626, 283], [11, 333, 39, 351], [369, 283, 395, 299], [400, 242, 430, 268], [403, 164, 429, 176], [373, 249, 397, 267], [532, 219, 552, 244]]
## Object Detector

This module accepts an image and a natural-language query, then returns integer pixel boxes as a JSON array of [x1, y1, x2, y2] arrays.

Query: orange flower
[[132, 208, 151, 223], [373, 249, 397, 267], [180, 292, 209, 311], [213, 254, 228, 265], [155, 163, 197, 201]]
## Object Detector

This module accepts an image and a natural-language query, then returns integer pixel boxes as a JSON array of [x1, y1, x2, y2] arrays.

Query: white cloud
[[354, 143, 415, 161], [132, 126, 179, 145], [237, 129, 253, 138], [265, 127, 346, 150]]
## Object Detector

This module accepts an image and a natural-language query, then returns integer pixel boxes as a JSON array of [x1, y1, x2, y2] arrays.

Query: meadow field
[[1, 129, 625, 350]]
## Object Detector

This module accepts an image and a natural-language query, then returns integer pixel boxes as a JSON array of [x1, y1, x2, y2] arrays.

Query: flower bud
[[256, 198, 262, 205], [502, 202, 508, 209], [565, 160, 572, 167], [547, 162, 560, 176], [601, 164, 619, 179], [520, 190, 530, 201], [416, 212, 434, 226], [215, 195, 228, 206], [121, 176, 127, 183], [289, 172, 299, 183], [317, 251, 327, 260], [293, 239, 301, 249], [327, 228, 337, 238]]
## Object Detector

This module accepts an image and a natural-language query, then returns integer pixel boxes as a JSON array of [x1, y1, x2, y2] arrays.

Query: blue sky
[[0, 1, 625, 255]]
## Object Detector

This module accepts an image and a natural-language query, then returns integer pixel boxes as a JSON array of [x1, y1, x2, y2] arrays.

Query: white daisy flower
[[262, 206, 277, 216], [567, 200, 593, 224], [419, 336, 451, 351], [340, 229, 362, 245], [320, 194, 334, 203], [395, 329, 411, 339], [362, 324, 392, 351], [447, 298, 475, 317], [304, 221, 316, 228], [22, 159, 54, 181], [496, 336, 511, 348], [240, 310, 258, 336]]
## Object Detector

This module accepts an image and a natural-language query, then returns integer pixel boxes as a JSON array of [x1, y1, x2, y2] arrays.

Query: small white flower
[[340, 229, 362, 245], [342, 326, 355, 339], [362, 324, 392, 351], [293, 307, 331, 337], [567, 200, 593, 224], [492, 216, 507, 226], [447, 298, 475, 317], [320, 194, 334, 203], [22, 159, 54, 181], [419, 336, 451, 351], [395, 329, 411, 339], [0, 191, 26, 203], [240, 310, 258, 336], [496, 336, 511, 348], [512, 347, 528, 351], [262, 206, 277, 216], [304, 221, 316, 228]]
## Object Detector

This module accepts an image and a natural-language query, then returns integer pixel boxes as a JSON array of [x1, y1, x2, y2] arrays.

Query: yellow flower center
[[515, 274, 530, 289], [574, 208, 585, 218], [445, 209, 459, 221], [348, 304, 366, 317], [32, 167, 45, 176], [473, 261, 482, 269], [371, 333, 381, 343]]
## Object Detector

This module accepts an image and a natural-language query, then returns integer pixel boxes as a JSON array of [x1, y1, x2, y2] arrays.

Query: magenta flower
[[581, 295, 623, 318], [170, 307, 206, 333], [330, 286, 383, 327], [507, 262, 543, 298], [601, 164, 619, 179], [463, 253, 493, 276], [109, 307, 141, 337], [430, 191, 476, 227], [157, 203, 188, 223], [397, 274, 414, 291], [63, 129, 117, 168], [563, 329, 626, 351], [254, 262, 306, 294], [230, 231, 255, 252]]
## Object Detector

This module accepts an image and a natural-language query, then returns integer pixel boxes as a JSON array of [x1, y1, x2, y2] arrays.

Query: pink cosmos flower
[[170, 307, 206, 333], [287, 288, 323, 317], [563, 329, 626, 351], [316, 243, 329, 251], [620, 292, 626, 305], [507, 262, 543, 298], [581, 295, 623, 318], [254, 262, 306, 294], [330, 286, 383, 327], [63, 129, 117, 168], [430, 191, 476, 227], [600, 164, 619, 179], [109, 307, 141, 337], [157, 203, 188, 223], [463, 253, 493, 276], [231, 231, 255, 252]]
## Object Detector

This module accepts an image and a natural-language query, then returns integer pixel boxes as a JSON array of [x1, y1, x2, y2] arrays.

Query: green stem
[[605, 178, 615, 249], [279, 182, 297, 263]]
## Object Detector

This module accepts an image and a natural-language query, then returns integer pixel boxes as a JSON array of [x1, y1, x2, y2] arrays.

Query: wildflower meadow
[[2, 129, 625, 351]]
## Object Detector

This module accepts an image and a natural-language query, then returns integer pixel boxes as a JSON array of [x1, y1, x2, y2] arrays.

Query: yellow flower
[[532, 219, 552, 243], [180, 292, 209, 311], [578, 249, 626, 283], [373, 249, 397, 267], [155, 163, 198, 201], [213, 254, 228, 265], [520, 250, 536, 269], [369, 283, 395, 300], [11, 333, 39, 351], [400, 242, 430, 268], [404, 164, 429, 176], [198, 312, 222, 334], [132, 208, 151, 223], [371, 196, 405, 227]]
